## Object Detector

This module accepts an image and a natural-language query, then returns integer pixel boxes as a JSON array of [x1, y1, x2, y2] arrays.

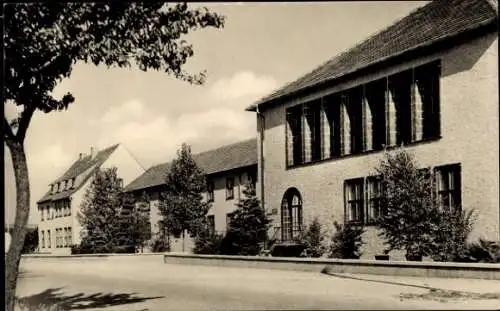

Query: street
[[17, 257, 500, 310]]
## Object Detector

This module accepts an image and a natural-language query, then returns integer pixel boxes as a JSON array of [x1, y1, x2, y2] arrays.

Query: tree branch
[[16, 104, 35, 142], [4, 117, 15, 143]]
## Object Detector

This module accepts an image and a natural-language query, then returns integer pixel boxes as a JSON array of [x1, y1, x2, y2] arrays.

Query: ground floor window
[[345, 178, 364, 224], [435, 164, 461, 211], [281, 188, 303, 242]]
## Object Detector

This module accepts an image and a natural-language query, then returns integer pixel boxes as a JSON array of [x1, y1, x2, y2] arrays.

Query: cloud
[[96, 100, 255, 166], [208, 71, 278, 102]]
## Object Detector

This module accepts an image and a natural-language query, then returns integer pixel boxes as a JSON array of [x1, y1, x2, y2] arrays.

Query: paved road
[[16, 258, 500, 310]]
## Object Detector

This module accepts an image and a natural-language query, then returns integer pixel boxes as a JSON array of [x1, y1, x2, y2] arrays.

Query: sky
[[4, 1, 427, 225]]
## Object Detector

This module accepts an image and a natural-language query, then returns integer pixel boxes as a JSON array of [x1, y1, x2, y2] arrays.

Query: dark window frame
[[435, 163, 462, 212], [207, 181, 215, 202], [344, 178, 365, 224]]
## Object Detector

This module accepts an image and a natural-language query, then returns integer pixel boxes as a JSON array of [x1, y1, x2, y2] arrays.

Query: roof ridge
[[257, 1, 430, 105]]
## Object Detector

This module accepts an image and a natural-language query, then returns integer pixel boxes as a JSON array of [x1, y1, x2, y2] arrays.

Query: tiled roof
[[247, 0, 498, 111], [37, 144, 119, 204], [124, 138, 257, 193]]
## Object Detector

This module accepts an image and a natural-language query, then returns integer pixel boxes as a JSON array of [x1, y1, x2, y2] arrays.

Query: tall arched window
[[281, 188, 303, 242]]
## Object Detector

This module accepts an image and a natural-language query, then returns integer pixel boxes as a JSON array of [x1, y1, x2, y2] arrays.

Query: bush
[[328, 221, 364, 259], [294, 217, 325, 257], [112, 245, 136, 254], [463, 239, 500, 263], [193, 229, 224, 255], [220, 182, 270, 256], [431, 209, 477, 262]]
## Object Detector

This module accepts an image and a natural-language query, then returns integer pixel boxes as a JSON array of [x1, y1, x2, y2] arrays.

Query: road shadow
[[16, 287, 163, 310]]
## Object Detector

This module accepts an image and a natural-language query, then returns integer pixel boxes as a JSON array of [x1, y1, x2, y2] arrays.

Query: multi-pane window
[[366, 176, 383, 224], [286, 105, 303, 166], [281, 188, 303, 242], [207, 181, 214, 202], [435, 164, 461, 211], [40, 207, 45, 221], [41, 230, 45, 248], [47, 230, 51, 248], [207, 215, 215, 234], [226, 178, 234, 200], [55, 229, 60, 248], [345, 179, 364, 223], [285, 61, 441, 167]]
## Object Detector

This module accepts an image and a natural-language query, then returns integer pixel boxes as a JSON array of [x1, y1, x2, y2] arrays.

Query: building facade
[[36, 144, 145, 254], [124, 138, 258, 253], [248, 0, 499, 259]]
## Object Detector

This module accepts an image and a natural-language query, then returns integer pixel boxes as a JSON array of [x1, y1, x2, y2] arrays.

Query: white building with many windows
[[36, 144, 145, 254]]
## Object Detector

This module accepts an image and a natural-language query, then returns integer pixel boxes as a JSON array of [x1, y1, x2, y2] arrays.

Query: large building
[[124, 138, 258, 252], [36, 144, 145, 254], [247, 0, 499, 259]]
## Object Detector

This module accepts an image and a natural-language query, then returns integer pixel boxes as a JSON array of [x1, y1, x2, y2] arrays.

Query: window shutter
[[320, 103, 331, 159], [386, 80, 397, 147], [362, 94, 373, 152], [302, 106, 312, 163], [341, 95, 351, 155], [412, 77, 424, 142]]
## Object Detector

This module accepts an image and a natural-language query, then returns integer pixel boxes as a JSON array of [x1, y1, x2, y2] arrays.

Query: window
[[435, 164, 461, 211], [67, 227, 72, 246], [41, 230, 45, 248], [284, 61, 441, 167], [364, 79, 387, 151], [226, 178, 234, 200], [345, 178, 364, 224], [286, 105, 303, 166], [366, 176, 383, 224], [323, 95, 341, 158], [414, 62, 441, 140], [304, 100, 322, 162], [207, 181, 214, 202], [281, 188, 303, 242], [55, 229, 59, 248], [67, 201, 72, 216], [40, 207, 45, 222], [207, 215, 215, 233], [47, 230, 51, 248]]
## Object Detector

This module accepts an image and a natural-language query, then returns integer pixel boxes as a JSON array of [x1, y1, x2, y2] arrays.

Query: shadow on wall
[[16, 287, 163, 310]]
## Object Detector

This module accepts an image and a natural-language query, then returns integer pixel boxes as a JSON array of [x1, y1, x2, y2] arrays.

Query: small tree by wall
[[221, 182, 270, 256], [328, 221, 364, 259], [159, 143, 211, 252], [295, 217, 326, 257], [374, 147, 477, 261]]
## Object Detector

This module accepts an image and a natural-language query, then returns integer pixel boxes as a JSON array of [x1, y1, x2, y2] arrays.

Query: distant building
[[247, 0, 499, 259], [124, 138, 258, 253], [36, 144, 145, 254]]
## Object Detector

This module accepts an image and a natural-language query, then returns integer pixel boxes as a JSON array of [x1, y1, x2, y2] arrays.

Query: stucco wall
[[259, 32, 499, 259]]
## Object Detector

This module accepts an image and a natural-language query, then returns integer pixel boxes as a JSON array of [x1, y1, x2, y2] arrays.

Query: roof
[[37, 144, 120, 204], [124, 138, 257, 193], [247, 0, 498, 111]]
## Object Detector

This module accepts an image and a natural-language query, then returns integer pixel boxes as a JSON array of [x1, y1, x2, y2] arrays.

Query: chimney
[[78, 153, 84, 160], [90, 146, 96, 159]]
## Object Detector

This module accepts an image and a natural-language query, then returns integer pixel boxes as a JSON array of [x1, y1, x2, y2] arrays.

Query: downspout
[[256, 105, 265, 212]]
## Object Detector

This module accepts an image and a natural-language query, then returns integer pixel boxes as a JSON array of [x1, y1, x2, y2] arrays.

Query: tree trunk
[[5, 140, 31, 311], [182, 230, 185, 252]]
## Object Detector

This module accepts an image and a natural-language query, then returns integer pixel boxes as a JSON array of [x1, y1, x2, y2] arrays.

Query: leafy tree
[[3, 3, 224, 309], [118, 192, 152, 253], [221, 182, 270, 256], [21, 227, 39, 254], [159, 143, 211, 251], [431, 209, 477, 262], [77, 167, 125, 253], [375, 148, 440, 260], [193, 219, 224, 255], [328, 221, 365, 259], [295, 217, 325, 257]]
